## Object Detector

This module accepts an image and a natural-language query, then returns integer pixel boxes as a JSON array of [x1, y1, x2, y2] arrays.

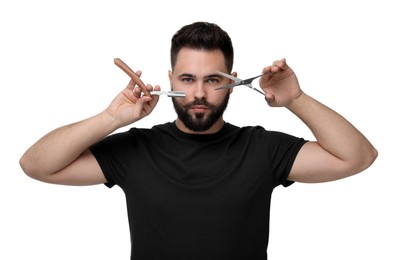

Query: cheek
[[173, 96, 188, 108], [208, 90, 227, 102], [170, 79, 185, 89], [174, 86, 194, 102]]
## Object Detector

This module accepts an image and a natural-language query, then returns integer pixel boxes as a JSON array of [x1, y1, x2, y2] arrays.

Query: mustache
[[185, 98, 216, 109]]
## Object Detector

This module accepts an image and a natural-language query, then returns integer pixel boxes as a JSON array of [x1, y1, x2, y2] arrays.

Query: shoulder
[[234, 125, 307, 151]]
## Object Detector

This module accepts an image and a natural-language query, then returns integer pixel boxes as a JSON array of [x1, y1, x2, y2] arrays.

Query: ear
[[168, 70, 173, 90], [229, 71, 238, 94]]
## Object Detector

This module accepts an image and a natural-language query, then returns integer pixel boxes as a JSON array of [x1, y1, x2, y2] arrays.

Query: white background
[[1, 0, 394, 259]]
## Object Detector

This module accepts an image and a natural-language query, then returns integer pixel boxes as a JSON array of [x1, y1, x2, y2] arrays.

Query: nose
[[193, 81, 206, 99]]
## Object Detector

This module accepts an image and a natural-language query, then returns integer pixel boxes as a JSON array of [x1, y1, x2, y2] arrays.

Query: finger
[[145, 84, 154, 93], [125, 80, 142, 99], [132, 85, 142, 98], [144, 94, 160, 115], [133, 96, 152, 117], [265, 92, 275, 104], [144, 84, 161, 94], [260, 66, 274, 83], [262, 64, 280, 76], [273, 58, 288, 71], [262, 66, 271, 74], [126, 79, 136, 90], [139, 95, 161, 119]]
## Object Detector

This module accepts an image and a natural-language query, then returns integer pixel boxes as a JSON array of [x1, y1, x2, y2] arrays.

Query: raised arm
[[259, 59, 378, 183], [19, 69, 160, 185]]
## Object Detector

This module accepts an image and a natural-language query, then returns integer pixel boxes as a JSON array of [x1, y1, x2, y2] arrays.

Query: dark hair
[[170, 21, 234, 72]]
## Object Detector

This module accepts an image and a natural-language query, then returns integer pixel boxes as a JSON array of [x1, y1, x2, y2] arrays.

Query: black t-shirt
[[90, 122, 307, 260]]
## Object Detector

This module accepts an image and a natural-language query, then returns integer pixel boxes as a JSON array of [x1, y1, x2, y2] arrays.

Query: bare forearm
[[287, 93, 377, 171], [20, 111, 118, 177]]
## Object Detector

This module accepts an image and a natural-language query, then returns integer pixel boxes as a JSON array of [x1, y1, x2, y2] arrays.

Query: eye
[[182, 77, 193, 84], [207, 78, 220, 84]]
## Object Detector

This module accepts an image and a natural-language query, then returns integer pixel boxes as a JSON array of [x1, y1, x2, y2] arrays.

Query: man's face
[[168, 48, 233, 133]]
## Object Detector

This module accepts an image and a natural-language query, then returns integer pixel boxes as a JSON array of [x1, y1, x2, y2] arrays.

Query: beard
[[172, 92, 230, 132]]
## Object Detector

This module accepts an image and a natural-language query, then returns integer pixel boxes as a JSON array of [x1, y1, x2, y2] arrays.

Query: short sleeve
[[257, 128, 308, 187], [89, 131, 138, 189]]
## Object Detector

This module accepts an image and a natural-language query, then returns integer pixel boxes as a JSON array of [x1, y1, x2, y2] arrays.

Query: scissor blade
[[251, 87, 266, 96], [243, 83, 265, 95], [215, 83, 242, 90], [215, 71, 243, 90], [215, 72, 266, 93], [216, 71, 241, 82]]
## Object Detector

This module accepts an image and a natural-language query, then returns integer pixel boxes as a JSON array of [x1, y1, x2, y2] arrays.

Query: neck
[[175, 118, 225, 135]]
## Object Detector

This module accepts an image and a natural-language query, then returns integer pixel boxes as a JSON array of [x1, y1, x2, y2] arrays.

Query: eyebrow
[[177, 73, 223, 79], [205, 74, 223, 79], [178, 73, 195, 79]]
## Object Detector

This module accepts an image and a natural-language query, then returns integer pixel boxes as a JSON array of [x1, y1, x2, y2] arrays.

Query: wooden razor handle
[[114, 58, 149, 96]]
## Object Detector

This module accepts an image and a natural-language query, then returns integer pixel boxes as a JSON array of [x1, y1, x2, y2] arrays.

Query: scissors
[[215, 71, 265, 95]]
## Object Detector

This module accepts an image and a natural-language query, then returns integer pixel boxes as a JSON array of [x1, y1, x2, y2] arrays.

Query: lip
[[190, 105, 208, 113]]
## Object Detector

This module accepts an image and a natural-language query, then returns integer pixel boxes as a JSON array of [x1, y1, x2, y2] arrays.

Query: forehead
[[173, 48, 227, 76]]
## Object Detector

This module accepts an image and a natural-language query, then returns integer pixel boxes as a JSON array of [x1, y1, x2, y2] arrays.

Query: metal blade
[[150, 91, 186, 97]]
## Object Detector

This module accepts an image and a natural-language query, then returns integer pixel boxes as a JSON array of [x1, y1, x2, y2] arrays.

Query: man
[[19, 22, 377, 259]]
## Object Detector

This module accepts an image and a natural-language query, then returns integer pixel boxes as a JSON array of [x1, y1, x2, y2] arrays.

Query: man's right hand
[[104, 71, 161, 128], [19, 66, 161, 186]]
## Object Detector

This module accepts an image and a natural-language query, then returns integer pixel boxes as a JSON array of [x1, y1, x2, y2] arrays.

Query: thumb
[[265, 93, 275, 104]]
